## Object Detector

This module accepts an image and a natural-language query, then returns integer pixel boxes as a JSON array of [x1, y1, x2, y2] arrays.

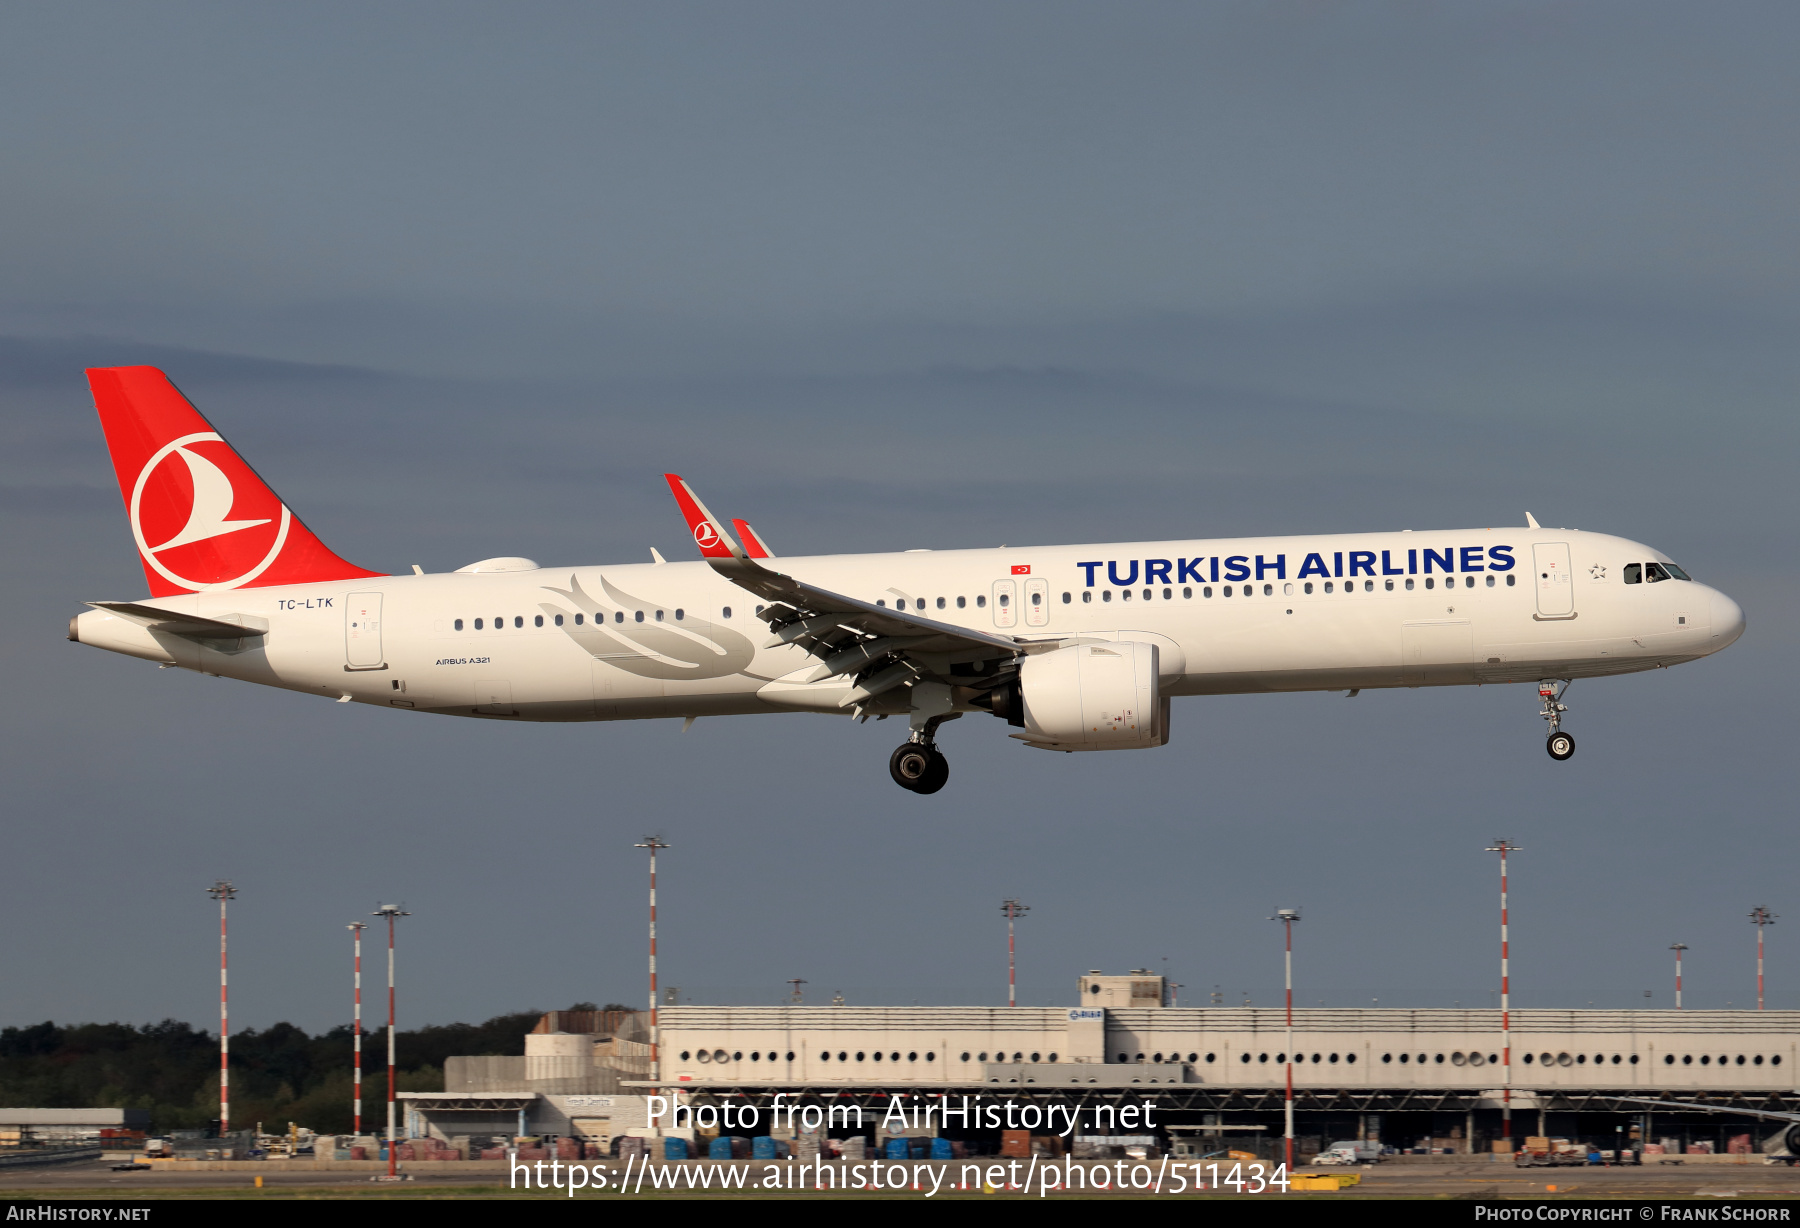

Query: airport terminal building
[[409, 975, 1800, 1157]]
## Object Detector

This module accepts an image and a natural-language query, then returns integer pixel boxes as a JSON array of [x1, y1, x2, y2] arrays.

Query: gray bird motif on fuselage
[[538, 574, 757, 680]]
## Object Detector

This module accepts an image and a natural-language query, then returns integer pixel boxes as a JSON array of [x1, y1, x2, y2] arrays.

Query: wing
[[663, 474, 1025, 709]]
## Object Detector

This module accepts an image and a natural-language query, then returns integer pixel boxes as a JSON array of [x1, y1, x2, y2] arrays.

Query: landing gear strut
[[889, 702, 957, 799], [1539, 679, 1575, 761]]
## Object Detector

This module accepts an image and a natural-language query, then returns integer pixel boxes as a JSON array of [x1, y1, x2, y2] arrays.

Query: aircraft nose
[[1709, 589, 1745, 650]]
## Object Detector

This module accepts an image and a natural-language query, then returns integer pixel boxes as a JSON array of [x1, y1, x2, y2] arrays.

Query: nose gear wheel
[[1538, 679, 1575, 761]]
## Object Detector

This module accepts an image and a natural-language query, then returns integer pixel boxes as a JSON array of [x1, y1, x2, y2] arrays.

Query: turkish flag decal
[[1011, 564, 1031, 575]]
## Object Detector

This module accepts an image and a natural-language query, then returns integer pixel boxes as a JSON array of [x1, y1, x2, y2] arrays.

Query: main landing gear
[[890, 739, 949, 794], [889, 705, 953, 795], [1539, 679, 1575, 761]]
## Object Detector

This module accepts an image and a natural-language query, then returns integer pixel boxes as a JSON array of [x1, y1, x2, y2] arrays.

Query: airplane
[[67, 366, 1746, 793]]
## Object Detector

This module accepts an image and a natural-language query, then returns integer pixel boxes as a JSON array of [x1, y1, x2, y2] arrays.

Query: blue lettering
[[1460, 546, 1486, 572], [1381, 550, 1405, 576], [1255, 554, 1286, 580], [1298, 553, 1329, 579], [1348, 551, 1376, 577], [1333, 552, 1343, 578], [1177, 558, 1206, 584], [1423, 548, 1454, 574], [1223, 556, 1251, 582], [1077, 562, 1102, 587], [1210, 558, 1219, 583], [1408, 548, 1417, 575], [1144, 559, 1173, 585], [1488, 545, 1516, 572], [1107, 560, 1139, 587], [323, 598, 334, 607]]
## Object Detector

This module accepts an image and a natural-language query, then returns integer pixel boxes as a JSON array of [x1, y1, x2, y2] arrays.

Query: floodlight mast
[[1485, 840, 1522, 1144], [1269, 908, 1300, 1172], [1001, 899, 1029, 1007], [636, 837, 670, 1075], [1750, 909, 1777, 1011], [373, 904, 409, 1178], [206, 881, 237, 1137]]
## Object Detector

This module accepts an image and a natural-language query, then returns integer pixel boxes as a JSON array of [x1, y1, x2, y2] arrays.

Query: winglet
[[1525, 512, 1540, 530], [663, 475, 746, 560], [732, 518, 776, 559]]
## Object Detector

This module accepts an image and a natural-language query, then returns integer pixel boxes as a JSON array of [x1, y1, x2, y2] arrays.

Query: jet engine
[[981, 640, 1169, 751]]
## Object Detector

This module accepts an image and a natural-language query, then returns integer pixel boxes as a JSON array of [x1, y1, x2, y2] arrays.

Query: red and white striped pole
[[1671, 943, 1687, 1011], [1750, 909, 1777, 1011], [1270, 908, 1300, 1172], [207, 881, 236, 1138], [1001, 900, 1029, 1007], [1486, 841, 1520, 1146], [349, 922, 368, 1136], [636, 838, 669, 1077], [374, 904, 408, 1177]]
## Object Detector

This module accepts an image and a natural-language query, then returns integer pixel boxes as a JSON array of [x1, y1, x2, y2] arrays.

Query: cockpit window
[[1623, 563, 1642, 585], [1665, 563, 1692, 581], [1645, 562, 1672, 583]]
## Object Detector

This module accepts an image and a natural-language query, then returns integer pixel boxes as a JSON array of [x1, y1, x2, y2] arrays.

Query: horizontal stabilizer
[[87, 601, 266, 641]]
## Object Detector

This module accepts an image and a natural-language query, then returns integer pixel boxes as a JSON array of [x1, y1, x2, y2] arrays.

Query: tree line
[[0, 1003, 622, 1135]]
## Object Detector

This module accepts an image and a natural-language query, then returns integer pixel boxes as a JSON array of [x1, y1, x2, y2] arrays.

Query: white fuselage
[[72, 527, 1744, 723]]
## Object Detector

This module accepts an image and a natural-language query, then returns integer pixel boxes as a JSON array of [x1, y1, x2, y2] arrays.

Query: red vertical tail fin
[[87, 366, 386, 597]]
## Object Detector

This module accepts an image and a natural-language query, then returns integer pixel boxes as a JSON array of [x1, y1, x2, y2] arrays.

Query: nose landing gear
[[1539, 680, 1575, 761]]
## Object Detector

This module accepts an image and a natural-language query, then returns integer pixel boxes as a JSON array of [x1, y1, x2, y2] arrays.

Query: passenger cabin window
[[454, 618, 464, 630], [574, 614, 584, 625], [1624, 563, 1642, 585], [554, 614, 563, 626], [474, 618, 483, 630], [957, 596, 967, 608], [976, 596, 986, 607], [514, 616, 523, 628], [534, 615, 544, 627]]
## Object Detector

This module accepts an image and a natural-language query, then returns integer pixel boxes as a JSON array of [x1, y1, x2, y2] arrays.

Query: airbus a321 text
[[68, 368, 1746, 793]]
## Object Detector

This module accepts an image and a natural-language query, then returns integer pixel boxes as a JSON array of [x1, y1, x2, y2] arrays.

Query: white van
[[1318, 1140, 1382, 1164]]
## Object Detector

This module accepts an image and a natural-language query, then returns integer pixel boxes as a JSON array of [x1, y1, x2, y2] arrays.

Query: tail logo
[[129, 433, 293, 591], [693, 521, 721, 550]]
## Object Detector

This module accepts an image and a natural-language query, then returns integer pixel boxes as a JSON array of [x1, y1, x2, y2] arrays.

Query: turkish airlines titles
[[1077, 545, 1516, 588]]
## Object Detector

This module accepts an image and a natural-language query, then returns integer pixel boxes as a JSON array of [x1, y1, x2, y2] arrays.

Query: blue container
[[885, 1137, 910, 1160], [709, 1136, 733, 1160], [663, 1137, 688, 1161], [752, 1136, 777, 1160], [931, 1138, 954, 1160]]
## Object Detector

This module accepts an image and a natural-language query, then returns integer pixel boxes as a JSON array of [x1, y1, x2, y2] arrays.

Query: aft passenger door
[[345, 592, 385, 670], [1532, 544, 1576, 619]]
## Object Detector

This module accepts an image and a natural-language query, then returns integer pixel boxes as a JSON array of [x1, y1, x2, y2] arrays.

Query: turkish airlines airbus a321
[[68, 367, 1746, 793]]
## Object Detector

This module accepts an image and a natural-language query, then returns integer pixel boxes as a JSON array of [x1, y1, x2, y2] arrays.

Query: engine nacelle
[[1015, 640, 1168, 751]]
